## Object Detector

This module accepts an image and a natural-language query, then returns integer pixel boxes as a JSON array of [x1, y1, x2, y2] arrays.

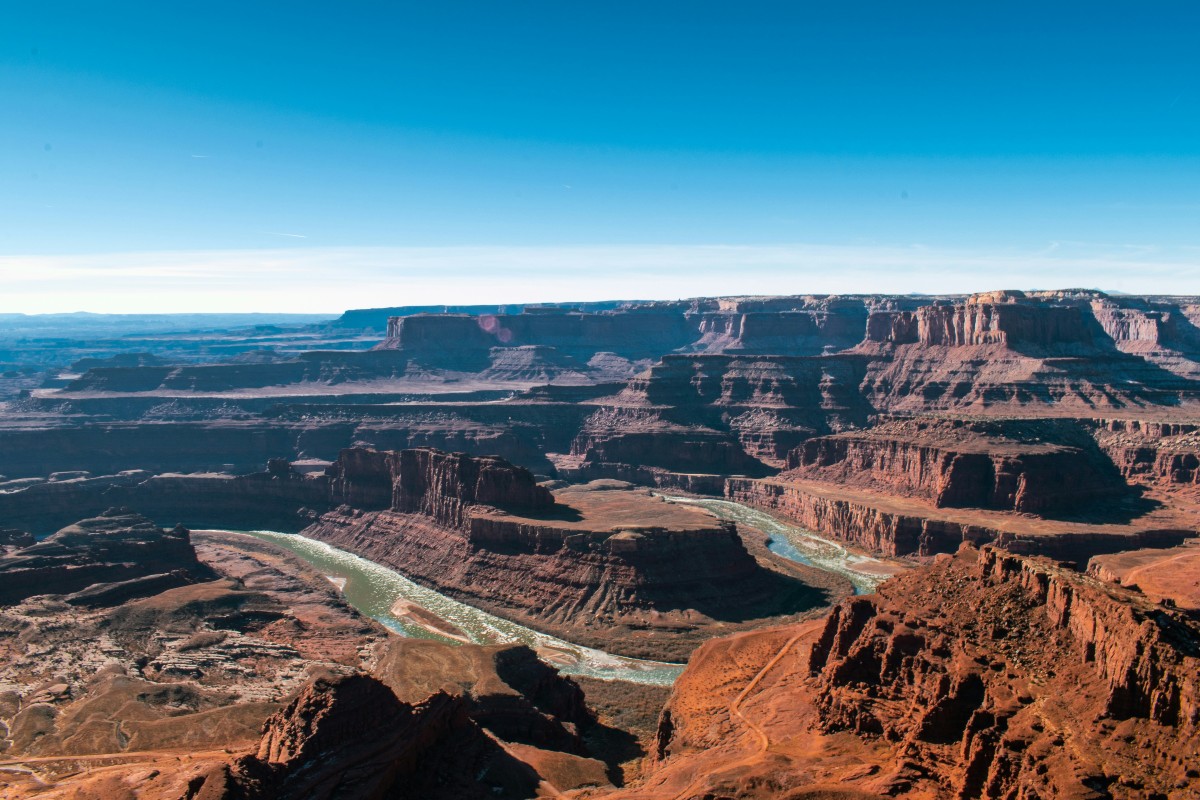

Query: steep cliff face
[[1092, 418, 1200, 488], [726, 476, 1190, 560], [307, 455, 841, 661], [569, 408, 771, 477], [863, 292, 1096, 350], [640, 546, 1200, 800], [623, 354, 872, 423], [916, 300, 1094, 349], [727, 476, 989, 556], [305, 502, 827, 662], [571, 353, 874, 474], [326, 446, 554, 525], [375, 308, 698, 367], [785, 418, 1128, 514], [855, 293, 1200, 412], [688, 304, 869, 355], [802, 547, 1200, 798]]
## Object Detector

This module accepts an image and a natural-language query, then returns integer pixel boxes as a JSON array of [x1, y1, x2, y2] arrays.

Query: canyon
[[2, 289, 1200, 798]]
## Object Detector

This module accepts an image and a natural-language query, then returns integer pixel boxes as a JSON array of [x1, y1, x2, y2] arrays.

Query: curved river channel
[[655, 496, 897, 595], [235, 530, 685, 686], [222, 500, 895, 686]]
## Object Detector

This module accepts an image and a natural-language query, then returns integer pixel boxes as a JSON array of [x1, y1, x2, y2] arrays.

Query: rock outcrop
[[636, 545, 1200, 799], [213, 675, 467, 800], [327, 446, 554, 524], [0, 509, 212, 606], [171, 640, 632, 800], [784, 417, 1128, 514]]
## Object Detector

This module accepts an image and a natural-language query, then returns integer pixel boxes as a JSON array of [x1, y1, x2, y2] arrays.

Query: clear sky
[[2, 1, 1198, 312]]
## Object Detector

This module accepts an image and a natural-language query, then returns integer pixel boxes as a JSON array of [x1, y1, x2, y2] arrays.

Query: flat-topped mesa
[[783, 417, 1129, 514], [374, 309, 697, 361], [866, 297, 1094, 349], [327, 446, 554, 527]]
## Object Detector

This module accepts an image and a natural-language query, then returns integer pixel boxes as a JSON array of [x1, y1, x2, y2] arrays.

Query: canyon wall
[[802, 546, 1200, 797], [646, 545, 1200, 799], [303, 499, 827, 662], [1092, 417, 1200, 488], [726, 477, 1188, 560], [784, 418, 1127, 513], [727, 476, 990, 556], [306, 448, 840, 661], [327, 446, 554, 525]]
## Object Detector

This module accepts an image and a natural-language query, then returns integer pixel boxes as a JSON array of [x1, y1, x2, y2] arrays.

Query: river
[[219, 498, 893, 687], [656, 495, 897, 594], [235, 530, 685, 686]]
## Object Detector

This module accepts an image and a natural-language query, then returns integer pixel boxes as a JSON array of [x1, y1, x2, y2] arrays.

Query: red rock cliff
[[327, 446, 554, 526], [800, 546, 1200, 797], [784, 418, 1128, 513], [644, 545, 1200, 799]]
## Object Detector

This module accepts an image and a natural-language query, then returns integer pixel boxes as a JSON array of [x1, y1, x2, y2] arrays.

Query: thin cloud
[[0, 242, 1196, 314]]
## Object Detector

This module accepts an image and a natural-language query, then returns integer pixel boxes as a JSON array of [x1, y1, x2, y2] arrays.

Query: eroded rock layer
[[637, 545, 1200, 800], [727, 475, 1191, 560], [783, 417, 1127, 513], [0, 509, 213, 606], [307, 450, 842, 661]]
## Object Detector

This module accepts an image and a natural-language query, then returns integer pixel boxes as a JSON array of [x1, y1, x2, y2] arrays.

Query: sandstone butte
[[2, 289, 1200, 797]]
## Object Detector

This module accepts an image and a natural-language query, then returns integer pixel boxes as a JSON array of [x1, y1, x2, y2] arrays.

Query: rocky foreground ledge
[[636, 543, 1200, 799], [0, 518, 661, 799]]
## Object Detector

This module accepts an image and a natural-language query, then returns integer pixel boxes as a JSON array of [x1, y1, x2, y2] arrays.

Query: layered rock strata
[[726, 476, 1191, 560], [784, 417, 1127, 513], [636, 545, 1200, 799], [0, 509, 212, 606], [1093, 417, 1200, 488], [0, 463, 328, 534], [307, 448, 843, 661], [8, 290, 1200, 492]]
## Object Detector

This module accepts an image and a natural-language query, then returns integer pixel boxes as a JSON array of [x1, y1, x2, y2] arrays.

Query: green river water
[[224, 499, 892, 686], [237, 530, 685, 686], [656, 496, 896, 594]]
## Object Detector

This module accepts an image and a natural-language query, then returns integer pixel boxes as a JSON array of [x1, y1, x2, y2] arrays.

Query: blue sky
[[2, 1, 1198, 312]]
